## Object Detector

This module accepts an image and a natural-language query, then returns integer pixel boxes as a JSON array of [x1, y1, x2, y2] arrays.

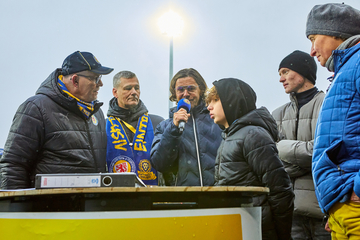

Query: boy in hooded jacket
[[206, 78, 294, 240]]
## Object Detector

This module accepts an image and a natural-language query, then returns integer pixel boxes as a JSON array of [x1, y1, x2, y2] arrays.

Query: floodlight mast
[[158, 10, 184, 109]]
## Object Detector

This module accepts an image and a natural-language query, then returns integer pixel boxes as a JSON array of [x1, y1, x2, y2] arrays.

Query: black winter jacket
[[0, 69, 107, 189], [212, 78, 294, 240], [215, 107, 294, 240], [150, 101, 222, 186]]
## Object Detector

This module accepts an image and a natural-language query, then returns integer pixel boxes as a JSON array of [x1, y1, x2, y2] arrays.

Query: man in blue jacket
[[306, 3, 360, 238], [150, 68, 222, 186]]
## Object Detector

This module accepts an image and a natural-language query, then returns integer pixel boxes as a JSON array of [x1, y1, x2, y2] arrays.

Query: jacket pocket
[[325, 139, 344, 166], [315, 140, 345, 202]]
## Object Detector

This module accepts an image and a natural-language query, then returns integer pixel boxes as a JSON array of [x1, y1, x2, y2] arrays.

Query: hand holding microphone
[[174, 98, 191, 133]]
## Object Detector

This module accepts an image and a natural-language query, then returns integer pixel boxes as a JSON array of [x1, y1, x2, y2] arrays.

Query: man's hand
[[325, 220, 331, 233], [173, 108, 190, 127], [350, 190, 360, 203], [323, 191, 360, 233]]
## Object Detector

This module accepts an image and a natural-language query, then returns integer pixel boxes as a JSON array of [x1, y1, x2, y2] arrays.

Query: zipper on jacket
[[295, 114, 299, 139], [85, 119, 98, 172], [337, 165, 345, 175], [217, 134, 226, 177], [294, 96, 300, 139], [192, 115, 203, 186]]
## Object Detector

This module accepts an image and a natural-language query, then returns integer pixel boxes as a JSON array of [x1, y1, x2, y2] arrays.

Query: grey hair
[[113, 71, 137, 88]]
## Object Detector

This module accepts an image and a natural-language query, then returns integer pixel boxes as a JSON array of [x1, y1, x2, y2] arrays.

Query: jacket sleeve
[[150, 119, 182, 173], [245, 128, 294, 240], [277, 139, 313, 177], [0, 101, 44, 189]]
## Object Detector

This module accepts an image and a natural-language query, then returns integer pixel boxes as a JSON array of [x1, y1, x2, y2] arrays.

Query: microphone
[[177, 98, 191, 133]]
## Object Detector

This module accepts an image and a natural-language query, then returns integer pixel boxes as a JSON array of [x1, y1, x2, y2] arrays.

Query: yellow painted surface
[[0, 214, 242, 240]]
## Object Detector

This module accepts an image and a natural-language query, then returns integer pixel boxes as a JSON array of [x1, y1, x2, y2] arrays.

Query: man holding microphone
[[150, 68, 222, 186]]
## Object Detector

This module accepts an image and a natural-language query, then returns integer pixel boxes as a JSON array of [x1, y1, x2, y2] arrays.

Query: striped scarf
[[57, 75, 95, 119]]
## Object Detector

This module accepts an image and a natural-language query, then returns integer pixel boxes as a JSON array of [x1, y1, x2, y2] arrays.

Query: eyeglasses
[[77, 74, 102, 84], [176, 85, 198, 93]]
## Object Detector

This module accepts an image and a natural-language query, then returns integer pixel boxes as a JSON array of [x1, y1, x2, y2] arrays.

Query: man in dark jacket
[[0, 51, 113, 189], [206, 78, 294, 240], [272, 51, 328, 239], [106, 71, 163, 185], [150, 68, 222, 186]]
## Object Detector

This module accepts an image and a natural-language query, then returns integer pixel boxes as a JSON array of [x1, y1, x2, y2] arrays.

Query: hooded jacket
[[272, 90, 324, 219], [214, 78, 294, 240], [313, 35, 360, 213], [150, 100, 222, 186], [0, 69, 107, 189]]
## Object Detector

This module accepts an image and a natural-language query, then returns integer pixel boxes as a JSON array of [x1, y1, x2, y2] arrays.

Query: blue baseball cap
[[61, 51, 114, 76]]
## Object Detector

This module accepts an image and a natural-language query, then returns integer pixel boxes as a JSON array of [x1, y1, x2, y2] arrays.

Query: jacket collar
[[169, 100, 208, 118], [36, 69, 103, 119], [326, 35, 360, 72], [222, 107, 278, 142], [107, 97, 148, 122]]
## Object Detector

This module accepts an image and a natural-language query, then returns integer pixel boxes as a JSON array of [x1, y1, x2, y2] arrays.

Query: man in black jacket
[[0, 51, 113, 189], [106, 71, 163, 185], [206, 78, 294, 240]]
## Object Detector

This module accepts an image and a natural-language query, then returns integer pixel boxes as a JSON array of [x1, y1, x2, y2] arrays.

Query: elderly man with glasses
[[0, 51, 113, 189], [150, 68, 222, 186]]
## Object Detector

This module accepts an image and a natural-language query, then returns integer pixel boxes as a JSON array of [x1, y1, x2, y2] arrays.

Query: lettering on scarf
[[106, 113, 158, 184], [134, 115, 148, 152], [108, 116, 127, 151]]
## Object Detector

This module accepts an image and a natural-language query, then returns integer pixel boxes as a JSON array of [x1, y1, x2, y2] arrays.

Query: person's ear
[[112, 88, 118, 98], [71, 75, 79, 87]]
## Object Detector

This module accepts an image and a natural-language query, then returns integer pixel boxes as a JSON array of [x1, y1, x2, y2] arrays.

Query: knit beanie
[[278, 50, 317, 84], [306, 3, 360, 39]]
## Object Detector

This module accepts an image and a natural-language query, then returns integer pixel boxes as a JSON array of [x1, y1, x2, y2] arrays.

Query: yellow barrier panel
[[1, 215, 242, 240], [0, 208, 262, 240]]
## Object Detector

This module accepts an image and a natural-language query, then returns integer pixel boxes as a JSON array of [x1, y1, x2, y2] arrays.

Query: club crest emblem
[[109, 155, 135, 173], [137, 159, 156, 180], [92, 115, 98, 126]]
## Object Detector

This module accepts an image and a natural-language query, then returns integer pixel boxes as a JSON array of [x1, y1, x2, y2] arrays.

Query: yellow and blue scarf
[[106, 113, 158, 185], [58, 75, 95, 119]]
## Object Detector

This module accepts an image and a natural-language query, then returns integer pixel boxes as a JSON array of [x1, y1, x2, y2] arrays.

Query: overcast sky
[[1, 0, 360, 148]]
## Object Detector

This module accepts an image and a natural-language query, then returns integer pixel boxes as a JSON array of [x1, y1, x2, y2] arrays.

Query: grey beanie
[[279, 50, 317, 84], [306, 3, 360, 39]]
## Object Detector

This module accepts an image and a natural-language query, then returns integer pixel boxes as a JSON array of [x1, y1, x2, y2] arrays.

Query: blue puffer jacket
[[312, 41, 360, 213], [150, 101, 222, 186]]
